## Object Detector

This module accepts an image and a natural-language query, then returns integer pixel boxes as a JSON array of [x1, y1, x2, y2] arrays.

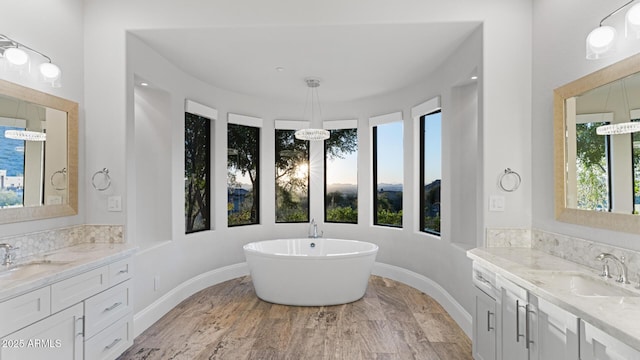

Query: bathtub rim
[[243, 238, 378, 260]]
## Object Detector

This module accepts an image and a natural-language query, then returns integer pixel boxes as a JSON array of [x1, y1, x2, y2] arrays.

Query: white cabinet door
[[473, 286, 497, 360], [0, 303, 83, 360], [499, 281, 529, 360], [530, 295, 578, 360], [580, 319, 640, 360]]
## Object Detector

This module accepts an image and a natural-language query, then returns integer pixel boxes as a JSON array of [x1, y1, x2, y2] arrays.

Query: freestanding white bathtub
[[243, 238, 378, 306]]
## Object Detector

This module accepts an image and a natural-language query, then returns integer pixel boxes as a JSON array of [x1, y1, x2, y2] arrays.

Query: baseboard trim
[[133, 263, 249, 336], [133, 261, 471, 338], [372, 262, 472, 337]]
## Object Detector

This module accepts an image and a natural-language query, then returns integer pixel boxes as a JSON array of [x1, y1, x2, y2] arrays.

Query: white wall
[[532, 0, 640, 250], [0, 0, 85, 235]]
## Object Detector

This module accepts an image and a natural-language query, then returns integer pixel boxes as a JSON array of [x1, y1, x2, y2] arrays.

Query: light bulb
[[3, 47, 29, 66], [39, 62, 61, 79], [586, 26, 616, 59]]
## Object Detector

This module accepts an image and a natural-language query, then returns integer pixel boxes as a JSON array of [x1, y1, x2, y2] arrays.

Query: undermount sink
[[0, 259, 71, 280], [536, 271, 640, 297]]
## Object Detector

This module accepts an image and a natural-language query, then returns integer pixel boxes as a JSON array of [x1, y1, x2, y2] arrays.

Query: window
[[372, 118, 403, 227], [228, 123, 260, 226], [420, 110, 442, 235], [0, 126, 25, 207], [325, 128, 358, 223], [275, 129, 309, 222], [634, 120, 640, 214], [184, 112, 211, 233]]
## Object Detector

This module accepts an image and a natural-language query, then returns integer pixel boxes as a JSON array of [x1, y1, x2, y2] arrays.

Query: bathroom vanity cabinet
[[473, 264, 580, 360], [0, 256, 133, 360], [580, 319, 640, 360]]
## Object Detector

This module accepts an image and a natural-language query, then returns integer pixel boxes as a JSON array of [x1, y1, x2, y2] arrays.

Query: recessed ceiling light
[[140, 82, 149, 87], [275, 67, 285, 72], [471, 76, 478, 80]]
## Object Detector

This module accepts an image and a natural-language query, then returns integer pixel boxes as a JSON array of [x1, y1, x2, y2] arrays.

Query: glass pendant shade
[[39, 62, 62, 87], [626, 3, 640, 38], [295, 78, 330, 141], [586, 26, 617, 59], [4, 47, 29, 65]]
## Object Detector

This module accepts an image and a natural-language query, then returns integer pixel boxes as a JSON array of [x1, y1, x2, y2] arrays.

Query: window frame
[[227, 120, 261, 227], [324, 127, 358, 224], [184, 111, 212, 234], [419, 109, 442, 236], [370, 112, 404, 228], [274, 127, 310, 223]]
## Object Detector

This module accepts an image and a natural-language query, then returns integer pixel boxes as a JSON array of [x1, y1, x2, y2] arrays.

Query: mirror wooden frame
[[0, 79, 78, 224], [554, 53, 640, 234]]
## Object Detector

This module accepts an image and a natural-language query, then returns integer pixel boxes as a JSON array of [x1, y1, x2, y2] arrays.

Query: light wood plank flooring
[[118, 276, 471, 360]]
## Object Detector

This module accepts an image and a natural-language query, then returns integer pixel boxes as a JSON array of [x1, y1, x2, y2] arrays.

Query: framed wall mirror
[[555, 53, 640, 234], [0, 79, 78, 224]]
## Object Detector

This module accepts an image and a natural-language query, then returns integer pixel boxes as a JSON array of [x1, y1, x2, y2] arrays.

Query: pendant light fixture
[[0, 34, 62, 87], [295, 78, 330, 141]]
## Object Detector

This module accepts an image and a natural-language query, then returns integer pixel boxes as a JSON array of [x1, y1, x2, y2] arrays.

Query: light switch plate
[[107, 195, 122, 212], [489, 195, 505, 212]]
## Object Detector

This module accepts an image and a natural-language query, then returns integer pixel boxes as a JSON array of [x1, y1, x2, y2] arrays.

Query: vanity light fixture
[[295, 78, 330, 141], [0, 34, 62, 87], [586, 0, 638, 59]]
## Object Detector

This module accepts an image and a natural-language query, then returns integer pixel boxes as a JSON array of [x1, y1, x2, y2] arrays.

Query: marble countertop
[[468, 247, 640, 351], [0, 243, 137, 302]]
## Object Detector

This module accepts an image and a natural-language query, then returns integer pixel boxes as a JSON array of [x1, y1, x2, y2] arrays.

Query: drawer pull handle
[[117, 269, 128, 274], [487, 311, 494, 331], [105, 302, 123, 312], [105, 337, 122, 350]]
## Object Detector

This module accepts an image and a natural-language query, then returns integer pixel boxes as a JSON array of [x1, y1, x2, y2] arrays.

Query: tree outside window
[[185, 112, 211, 233], [325, 128, 358, 223], [228, 123, 260, 226], [275, 129, 309, 222]]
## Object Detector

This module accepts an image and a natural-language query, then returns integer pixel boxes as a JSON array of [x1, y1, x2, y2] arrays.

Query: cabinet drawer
[[85, 313, 133, 360], [85, 280, 132, 339], [51, 266, 109, 313], [109, 257, 132, 286], [0, 287, 51, 338]]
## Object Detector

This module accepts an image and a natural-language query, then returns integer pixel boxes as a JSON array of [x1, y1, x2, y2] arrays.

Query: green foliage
[[326, 206, 358, 223], [0, 190, 20, 208], [376, 209, 403, 227], [423, 214, 441, 234], [575, 122, 609, 211]]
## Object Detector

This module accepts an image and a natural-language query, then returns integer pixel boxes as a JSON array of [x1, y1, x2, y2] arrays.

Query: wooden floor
[[118, 276, 471, 360]]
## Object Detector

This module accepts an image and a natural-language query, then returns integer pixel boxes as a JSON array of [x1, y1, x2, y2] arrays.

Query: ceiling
[[132, 23, 480, 103]]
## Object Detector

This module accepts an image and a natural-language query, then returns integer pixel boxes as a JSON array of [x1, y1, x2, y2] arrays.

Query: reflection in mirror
[[567, 71, 640, 214], [0, 93, 68, 208], [555, 53, 640, 234], [0, 79, 77, 224]]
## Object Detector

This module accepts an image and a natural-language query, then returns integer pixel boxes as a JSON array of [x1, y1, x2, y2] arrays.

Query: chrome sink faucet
[[0, 243, 16, 266], [596, 253, 630, 284]]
